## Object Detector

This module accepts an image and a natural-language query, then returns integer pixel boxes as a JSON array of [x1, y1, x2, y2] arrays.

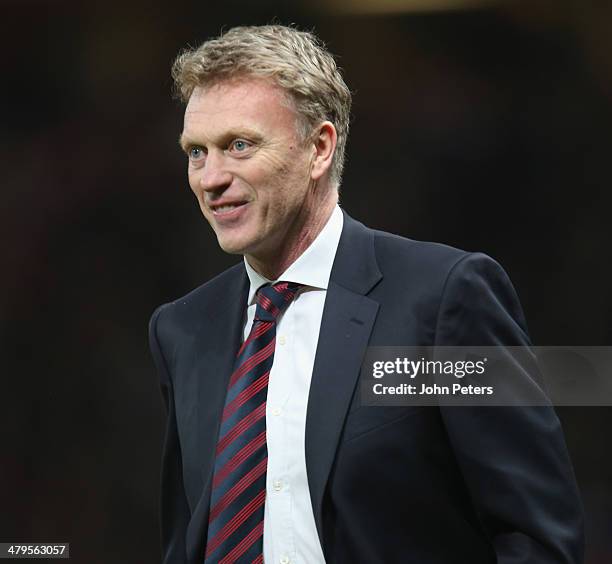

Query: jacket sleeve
[[149, 305, 191, 564], [434, 253, 585, 564]]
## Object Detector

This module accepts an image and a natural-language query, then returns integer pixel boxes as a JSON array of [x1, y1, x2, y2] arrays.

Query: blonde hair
[[172, 25, 352, 186]]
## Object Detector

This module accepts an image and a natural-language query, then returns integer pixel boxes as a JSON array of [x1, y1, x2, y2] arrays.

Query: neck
[[247, 189, 338, 280]]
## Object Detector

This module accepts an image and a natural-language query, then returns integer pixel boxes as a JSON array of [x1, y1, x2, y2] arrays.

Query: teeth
[[215, 204, 239, 213]]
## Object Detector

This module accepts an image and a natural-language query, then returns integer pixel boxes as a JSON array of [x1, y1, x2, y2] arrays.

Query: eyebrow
[[178, 128, 264, 153], [178, 133, 197, 153]]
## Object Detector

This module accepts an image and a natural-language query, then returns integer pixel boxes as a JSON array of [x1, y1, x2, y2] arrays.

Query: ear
[[310, 121, 337, 182]]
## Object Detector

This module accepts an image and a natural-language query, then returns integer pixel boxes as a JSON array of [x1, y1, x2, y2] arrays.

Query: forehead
[[183, 77, 298, 140]]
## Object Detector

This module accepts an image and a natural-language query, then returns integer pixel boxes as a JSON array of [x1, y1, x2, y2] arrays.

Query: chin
[[216, 233, 253, 256], [217, 240, 246, 255]]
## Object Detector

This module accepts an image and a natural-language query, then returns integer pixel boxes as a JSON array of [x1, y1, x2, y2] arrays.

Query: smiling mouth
[[210, 201, 249, 216]]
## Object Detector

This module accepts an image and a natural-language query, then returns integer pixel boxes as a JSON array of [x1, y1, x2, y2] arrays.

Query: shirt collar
[[244, 204, 344, 305]]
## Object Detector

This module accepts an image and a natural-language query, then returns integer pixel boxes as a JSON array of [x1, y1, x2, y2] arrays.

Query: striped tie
[[205, 281, 301, 564]]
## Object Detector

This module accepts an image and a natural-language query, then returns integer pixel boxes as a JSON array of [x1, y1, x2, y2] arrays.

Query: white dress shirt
[[242, 205, 343, 564]]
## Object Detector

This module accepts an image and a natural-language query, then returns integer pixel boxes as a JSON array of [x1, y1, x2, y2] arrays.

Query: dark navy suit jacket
[[149, 211, 584, 563]]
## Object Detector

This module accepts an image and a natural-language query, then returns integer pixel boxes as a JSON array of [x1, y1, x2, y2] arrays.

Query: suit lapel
[[194, 266, 249, 501], [305, 211, 382, 544]]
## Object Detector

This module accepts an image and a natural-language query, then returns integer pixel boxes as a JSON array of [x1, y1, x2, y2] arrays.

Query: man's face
[[181, 78, 315, 261]]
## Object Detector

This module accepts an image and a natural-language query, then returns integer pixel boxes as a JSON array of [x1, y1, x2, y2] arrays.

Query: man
[[149, 25, 584, 564]]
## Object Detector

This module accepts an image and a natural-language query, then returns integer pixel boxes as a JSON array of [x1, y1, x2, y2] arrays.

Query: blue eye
[[230, 139, 251, 152], [189, 146, 204, 160]]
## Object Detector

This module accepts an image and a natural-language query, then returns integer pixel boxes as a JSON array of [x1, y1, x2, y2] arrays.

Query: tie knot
[[254, 282, 302, 322]]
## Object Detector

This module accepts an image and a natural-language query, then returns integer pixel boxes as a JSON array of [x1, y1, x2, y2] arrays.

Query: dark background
[[1, 0, 611, 562]]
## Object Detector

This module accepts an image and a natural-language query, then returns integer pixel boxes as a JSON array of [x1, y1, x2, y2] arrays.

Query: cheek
[[187, 165, 200, 187], [244, 151, 309, 216], [188, 173, 208, 211], [187, 169, 199, 193], [187, 172, 211, 218]]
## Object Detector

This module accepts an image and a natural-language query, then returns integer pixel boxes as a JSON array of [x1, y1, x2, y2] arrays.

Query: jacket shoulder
[[370, 227, 474, 278], [371, 227, 513, 289], [367, 225, 528, 343], [157, 261, 245, 311], [149, 262, 246, 350]]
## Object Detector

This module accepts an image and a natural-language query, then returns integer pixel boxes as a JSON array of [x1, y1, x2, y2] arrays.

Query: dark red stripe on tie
[[212, 430, 266, 489], [216, 402, 266, 456], [222, 371, 270, 422], [229, 339, 276, 388], [236, 321, 274, 357], [205, 490, 266, 558], [253, 554, 263, 564], [273, 283, 297, 302], [209, 457, 267, 522], [257, 293, 280, 318], [218, 520, 264, 564]]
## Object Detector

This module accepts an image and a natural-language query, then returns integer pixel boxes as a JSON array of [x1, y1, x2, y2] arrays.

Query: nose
[[200, 149, 233, 193]]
